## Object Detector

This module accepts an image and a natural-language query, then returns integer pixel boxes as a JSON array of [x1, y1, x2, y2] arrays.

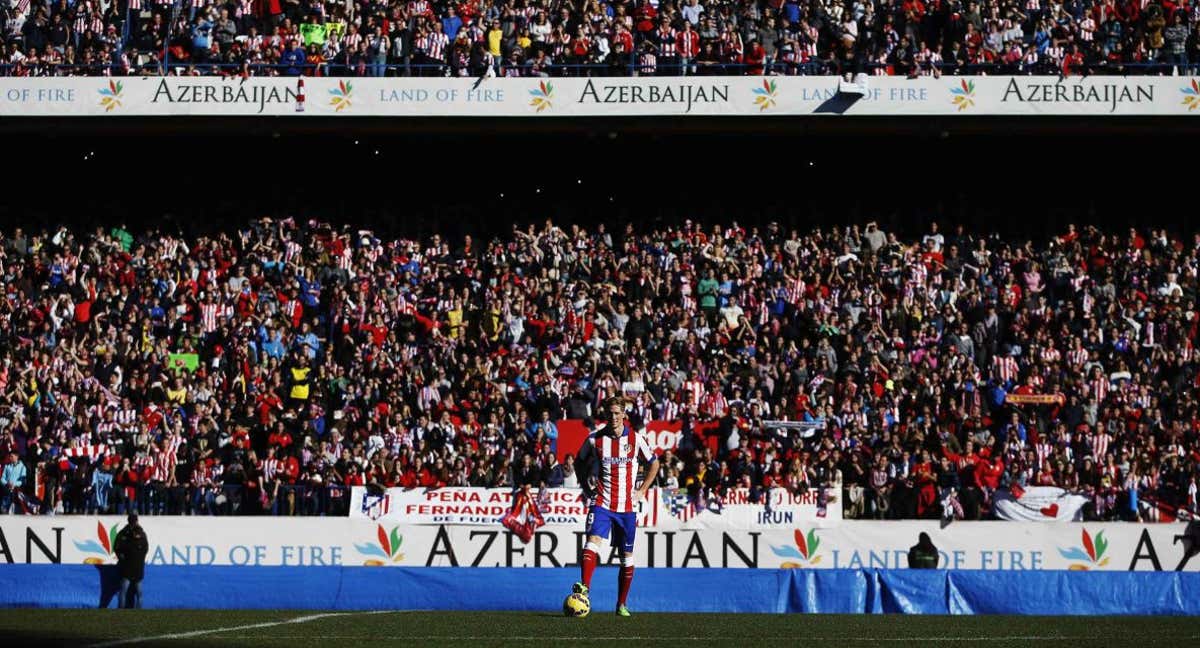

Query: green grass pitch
[[0, 609, 1193, 648]]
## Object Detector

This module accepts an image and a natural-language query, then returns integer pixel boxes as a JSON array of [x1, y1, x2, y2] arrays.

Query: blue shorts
[[587, 505, 637, 553]]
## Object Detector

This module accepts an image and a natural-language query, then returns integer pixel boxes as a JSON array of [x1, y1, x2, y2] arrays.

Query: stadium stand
[[1, 0, 1199, 77], [0, 218, 1196, 523]]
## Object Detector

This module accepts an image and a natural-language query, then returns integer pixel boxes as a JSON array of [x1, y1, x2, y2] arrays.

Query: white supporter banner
[[349, 487, 609, 527], [993, 487, 1091, 522], [3, 517, 1199, 571], [0, 76, 1197, 117], [655, 487, 841, 529], [349, 486, 840, 529]]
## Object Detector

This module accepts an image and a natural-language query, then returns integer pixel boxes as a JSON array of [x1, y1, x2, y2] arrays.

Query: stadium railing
[[0, 61, 1192, 78], [54, 483, 351, 517]]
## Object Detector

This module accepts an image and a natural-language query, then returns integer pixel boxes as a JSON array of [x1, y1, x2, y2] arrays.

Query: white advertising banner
[[2, 517, 1198, 571], [348, 486, 841, 529], [1, 76, 1198, 117]]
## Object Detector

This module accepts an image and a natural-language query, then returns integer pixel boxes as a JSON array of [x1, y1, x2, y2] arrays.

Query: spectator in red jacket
[[744, 37, 766, 75]]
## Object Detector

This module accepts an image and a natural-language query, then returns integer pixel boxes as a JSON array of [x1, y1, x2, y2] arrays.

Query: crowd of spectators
[[0, 217, 1197, 523], [2, 0, 1200, 77]]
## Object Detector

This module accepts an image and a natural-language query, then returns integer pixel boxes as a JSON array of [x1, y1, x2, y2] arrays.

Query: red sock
[[581, 549, 598, 588], [617, 566, 635, 606]]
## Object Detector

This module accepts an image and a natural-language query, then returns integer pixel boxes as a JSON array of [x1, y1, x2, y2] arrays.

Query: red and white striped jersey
[[787, 277, 805, 303], [418, 385, 440, 412], [114, 406, 137, 428], [700, 389, 727, 417], [1067, 346, 1088, 367], [1040, 346, 1060, 364], [285, 299, 303, 326], [580, 425, 657, 513], [364, 244, 382, 264], [96, 420, 118, 438], [193, 463, 214, 486], [681, 380, 703, 409], [1079, 18, 1095, 41], [1091, 432, 1109, 462], [656, 27, 677, 55], [993, 355, 1018, 383], [200, 302, 224, 333], [396, 294, 417, 315], [419, 32, 449, 61], [1087, 376, 1108, 403], [284, 240, 303, 264], [1034, 441, 1052, 468], [151, 450, 173, 482], [76, 12, 103, 36]]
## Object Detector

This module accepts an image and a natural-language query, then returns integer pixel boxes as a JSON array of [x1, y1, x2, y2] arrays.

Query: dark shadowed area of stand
[[5, 130, 1185, 238]]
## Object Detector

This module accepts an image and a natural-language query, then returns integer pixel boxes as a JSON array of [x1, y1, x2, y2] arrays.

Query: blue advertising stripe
[[874, 570, 950, 614], [336, 567, 798, 613], [1, 566, 1199, 615], [0, 566, 100, 608], [790, 569, 871, 614], [947, 570, 1194, 616]]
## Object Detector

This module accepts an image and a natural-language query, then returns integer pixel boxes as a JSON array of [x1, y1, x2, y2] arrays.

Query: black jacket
[[114, 524, 150, 581], [908, 534, 939, 569]]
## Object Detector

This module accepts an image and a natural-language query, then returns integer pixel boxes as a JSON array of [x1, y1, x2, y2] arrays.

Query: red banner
[[554, 419, 720, 464]]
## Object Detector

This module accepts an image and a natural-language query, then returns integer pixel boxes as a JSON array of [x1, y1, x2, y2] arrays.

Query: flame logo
[[329, 80, 353, 112], [353, 524, 405, 566], [1181, 79, 1200, 111], [1057, 528, 1109, 570], [950, 79, 975, 111], [98, 80, 124, 112], [771, 528, 823, 567], [74, 521, 121, 564], [529, 81, 554, 112], [752, 79, 778, 112]]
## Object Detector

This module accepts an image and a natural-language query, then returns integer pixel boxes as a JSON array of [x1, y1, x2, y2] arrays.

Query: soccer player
[[573, 396, 660, 617]]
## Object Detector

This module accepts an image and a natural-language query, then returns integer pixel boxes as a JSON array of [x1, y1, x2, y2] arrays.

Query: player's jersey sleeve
[[635, 431, 657, 466]]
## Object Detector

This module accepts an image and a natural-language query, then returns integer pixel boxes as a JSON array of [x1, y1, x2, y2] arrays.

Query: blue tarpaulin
[[0, 566, 1197, 615]]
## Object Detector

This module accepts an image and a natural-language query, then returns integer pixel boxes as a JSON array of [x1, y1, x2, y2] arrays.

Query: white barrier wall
[[2, 517, 1196, 571], [1, 76, 1195, 117]]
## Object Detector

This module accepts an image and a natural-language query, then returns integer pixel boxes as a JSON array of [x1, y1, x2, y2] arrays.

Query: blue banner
[[1, 566, 1198, 615]]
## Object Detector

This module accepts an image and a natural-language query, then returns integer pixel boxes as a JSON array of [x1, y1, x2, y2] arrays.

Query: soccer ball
[[563, 592, 590, 617]]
